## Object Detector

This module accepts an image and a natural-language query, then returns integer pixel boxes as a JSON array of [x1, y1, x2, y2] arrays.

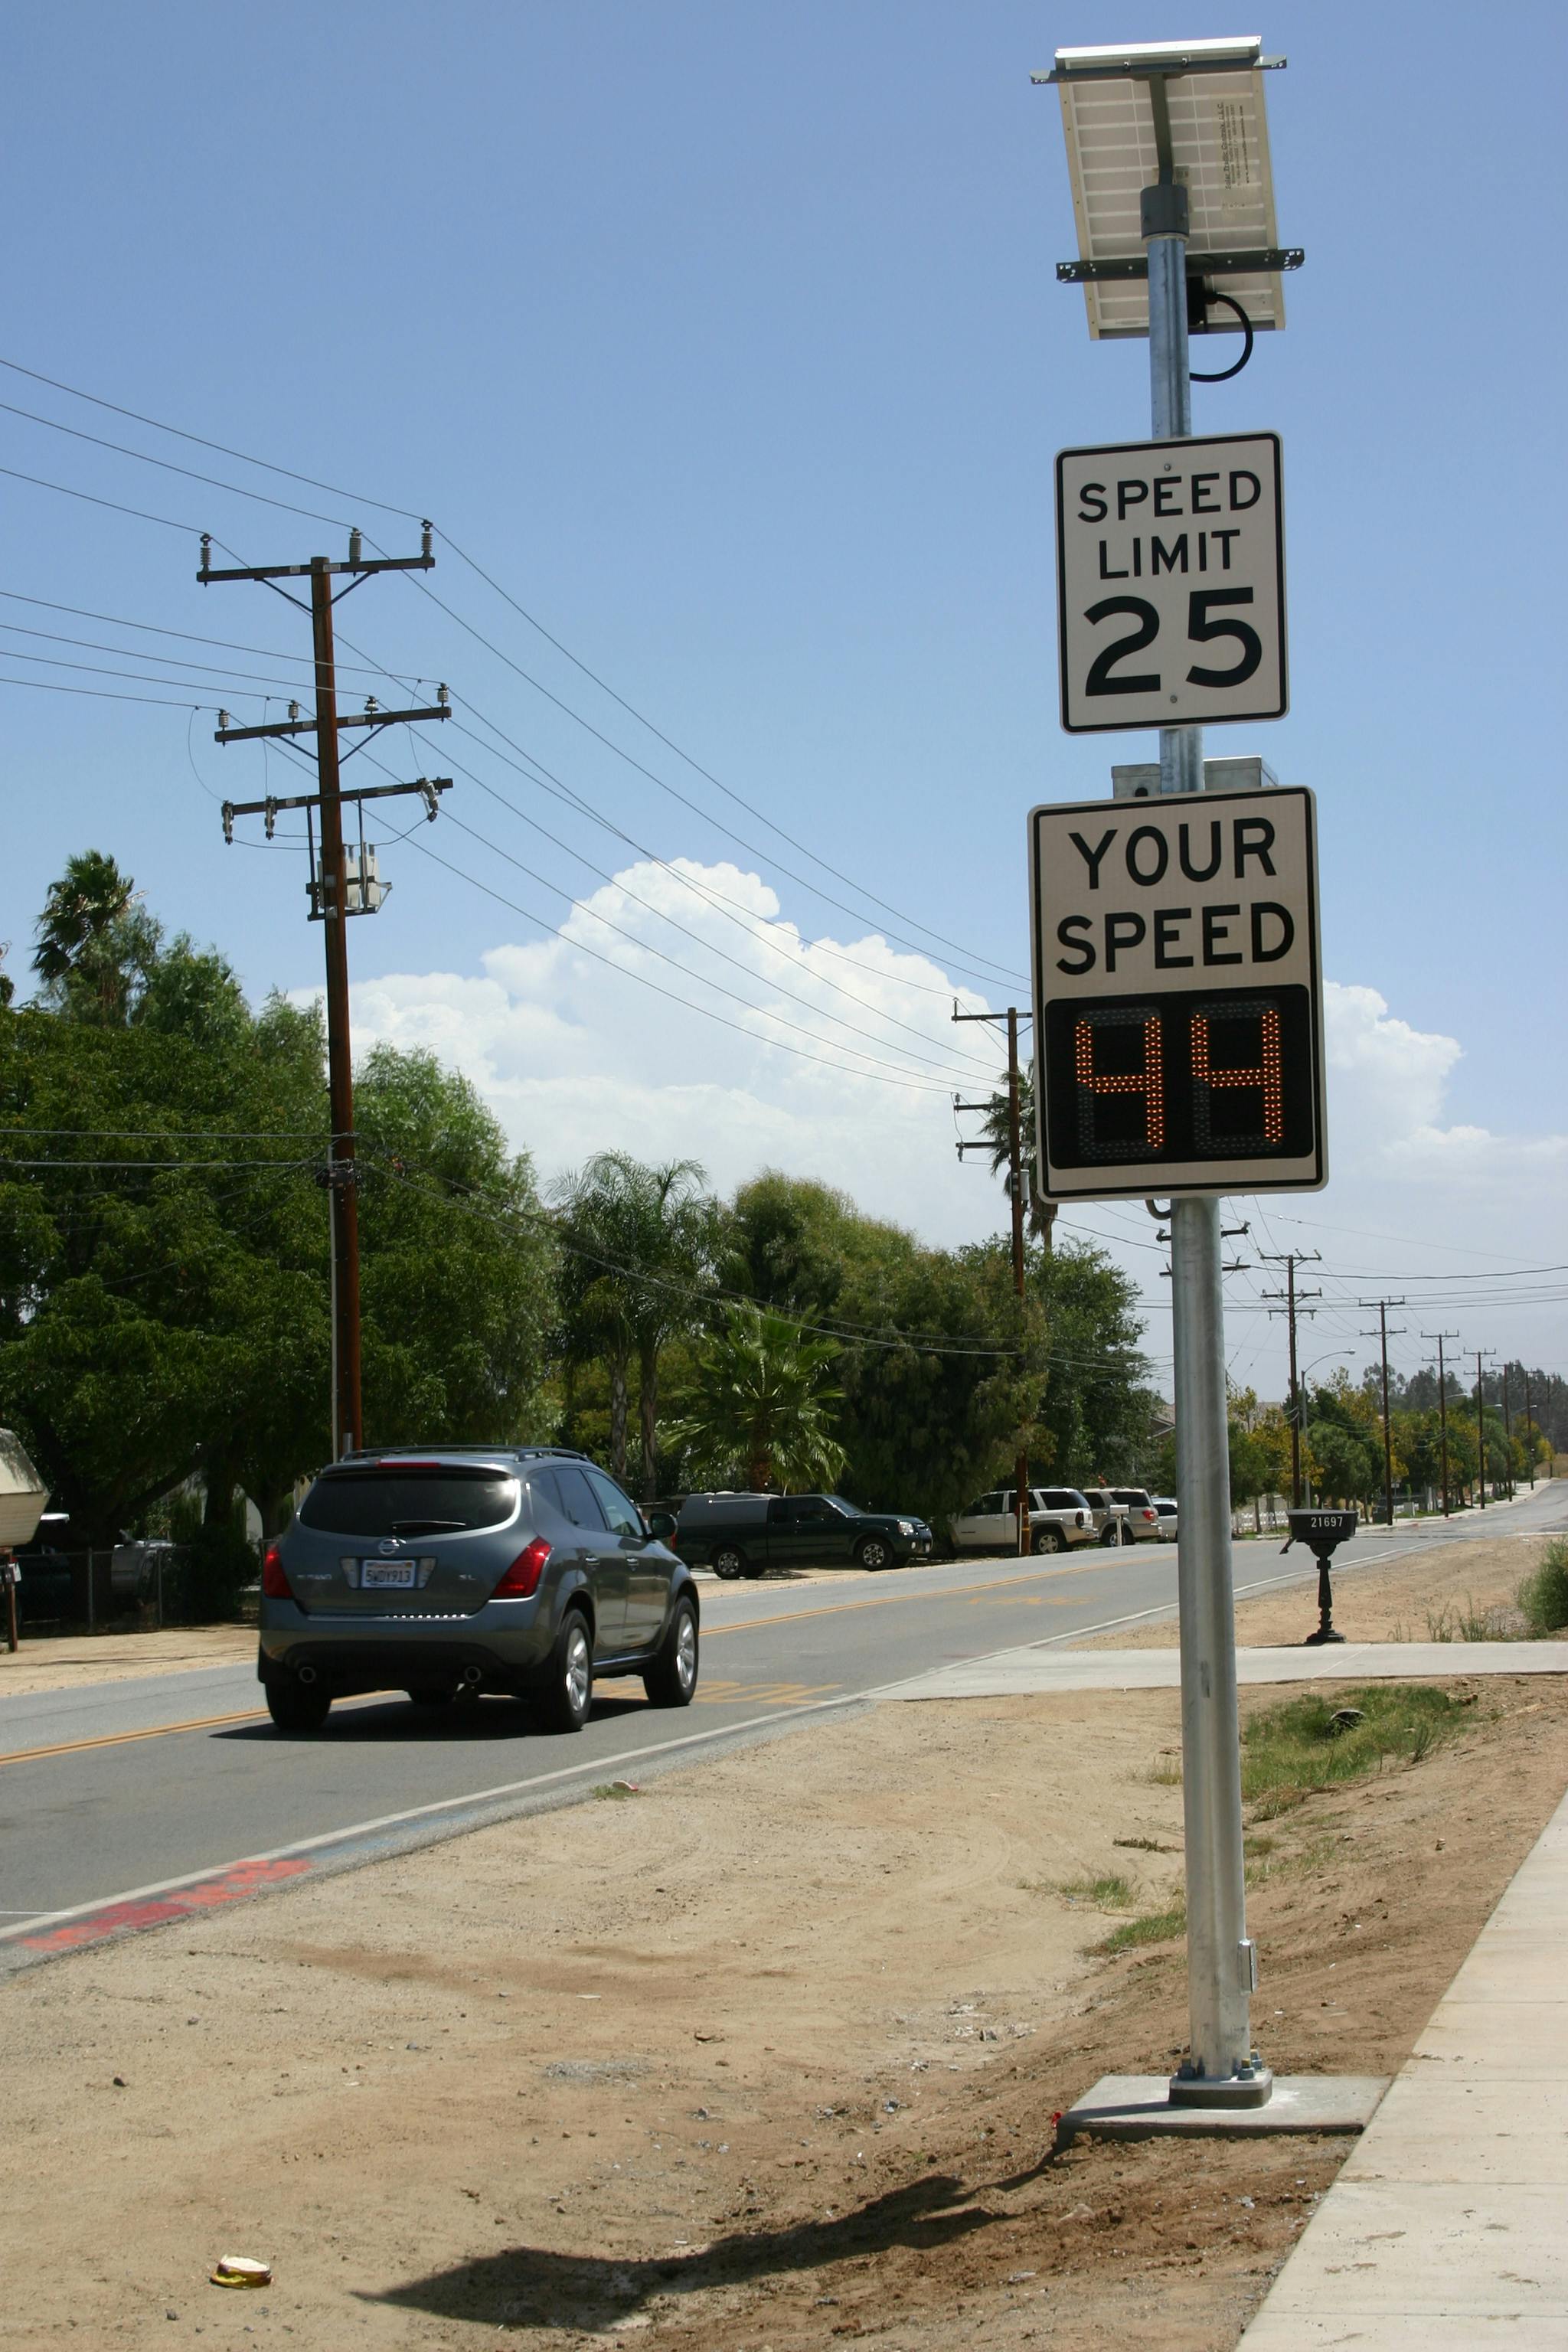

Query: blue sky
[[2, 1, 1563, 1391]]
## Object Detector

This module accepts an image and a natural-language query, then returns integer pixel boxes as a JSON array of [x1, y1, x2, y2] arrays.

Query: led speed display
[[1029, 789, 1325, 1199]]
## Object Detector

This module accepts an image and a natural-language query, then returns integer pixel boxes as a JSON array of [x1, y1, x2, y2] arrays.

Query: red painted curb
[[17, 1856, 313, 1955]]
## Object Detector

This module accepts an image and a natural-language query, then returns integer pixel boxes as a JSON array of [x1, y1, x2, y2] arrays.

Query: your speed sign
[[1056, 432, 1286, 733]]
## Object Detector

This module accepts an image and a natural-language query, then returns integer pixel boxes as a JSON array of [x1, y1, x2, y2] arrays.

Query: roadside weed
[[1241, 1684, 1463, 1819], [1093, 1900, 1186, 1955], [1425, 1597, 1519, 1642], [1057, 1870, 1136, 1910]]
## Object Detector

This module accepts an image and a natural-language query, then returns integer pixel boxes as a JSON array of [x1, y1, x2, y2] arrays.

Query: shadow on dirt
[[358, 2171, 1000, 2331]]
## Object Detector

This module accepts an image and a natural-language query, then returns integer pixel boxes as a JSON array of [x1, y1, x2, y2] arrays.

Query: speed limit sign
[[1056, 432, 1286, 733]]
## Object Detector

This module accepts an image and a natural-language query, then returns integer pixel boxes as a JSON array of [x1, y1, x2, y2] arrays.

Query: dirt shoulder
[[3, 1650, 1567, 2350], [0, 1621, 260, 1694], [1088, 1527, 1566, 1651]]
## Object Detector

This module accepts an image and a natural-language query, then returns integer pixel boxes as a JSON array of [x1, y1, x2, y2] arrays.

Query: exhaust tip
[[460, 1664, 483, 1686], [296, 1664, 318, 1686]]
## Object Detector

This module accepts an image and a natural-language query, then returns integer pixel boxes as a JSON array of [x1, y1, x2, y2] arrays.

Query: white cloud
[[318, 860, 1566, 1370]]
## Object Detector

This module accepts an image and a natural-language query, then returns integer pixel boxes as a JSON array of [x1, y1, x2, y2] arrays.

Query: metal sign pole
[[1148, 184, 1269, 2108]]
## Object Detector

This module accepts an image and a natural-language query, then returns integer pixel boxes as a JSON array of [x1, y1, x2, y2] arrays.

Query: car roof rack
[[332, 1444, 592, 1466]]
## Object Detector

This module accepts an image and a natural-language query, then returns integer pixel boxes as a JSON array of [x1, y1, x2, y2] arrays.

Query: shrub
[[1517, 1538, 1568, 1638]]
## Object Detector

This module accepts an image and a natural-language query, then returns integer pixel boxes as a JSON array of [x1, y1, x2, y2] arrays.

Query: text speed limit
[[1055, 431, 1286, 733]]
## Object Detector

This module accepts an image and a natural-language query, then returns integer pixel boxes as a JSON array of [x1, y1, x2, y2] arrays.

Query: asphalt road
[[2, 1487, 1561, 1956]]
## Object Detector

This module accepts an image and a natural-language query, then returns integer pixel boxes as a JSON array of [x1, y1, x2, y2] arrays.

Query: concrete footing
[[1055, 2073, 1387, 2147]]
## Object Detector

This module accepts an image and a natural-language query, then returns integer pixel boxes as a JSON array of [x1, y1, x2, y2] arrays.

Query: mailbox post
[[1283, 1508, 1360, 1645]]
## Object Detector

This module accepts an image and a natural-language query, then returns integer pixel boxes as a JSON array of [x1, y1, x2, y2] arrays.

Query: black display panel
[[1042, 984, 1315, 1171]]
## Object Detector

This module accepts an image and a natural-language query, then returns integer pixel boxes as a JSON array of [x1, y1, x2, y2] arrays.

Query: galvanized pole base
[[1149, 204, 1270, 2109]]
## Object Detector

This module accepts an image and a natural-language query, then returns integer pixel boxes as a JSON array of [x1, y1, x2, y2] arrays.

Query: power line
[[0, 670, 206, 711], [0, 460, 198, 535], [448, 704, 985, 1010], [433, 802, 985, 1088], [0, 351, 423, 520], [0, 585, 407, 677], [1, 351, 1029, 991], [433, 528, 1034, 988], [397, 826, 960, 1096], [355, 734, 995, 1084], [0, 394, 354, 530], [397, 560, 1028, 994]]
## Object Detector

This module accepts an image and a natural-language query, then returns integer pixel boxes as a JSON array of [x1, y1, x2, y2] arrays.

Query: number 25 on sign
[[1055, 433, 1287, 734]]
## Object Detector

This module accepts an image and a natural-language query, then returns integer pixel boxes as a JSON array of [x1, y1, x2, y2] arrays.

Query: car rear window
[[299, 1468, 518, 1536], [1111, 1488, 1152, 1506]]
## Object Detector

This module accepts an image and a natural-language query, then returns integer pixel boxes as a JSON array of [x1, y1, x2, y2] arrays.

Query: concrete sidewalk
[[1238, 1775, 1568, 2345], [887, 1640, 1568, 1702]]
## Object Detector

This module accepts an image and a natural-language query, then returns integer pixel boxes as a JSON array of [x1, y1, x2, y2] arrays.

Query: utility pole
[[1501, 1363, 1514, 1499], [1422, 1332, 1461, 1516], [1261, 1251, 1322, 1508], [1474, 1349, 1496, 1510], [953, 1004, 1036, 1554], [203, 525, 451, 1458], [1524, 1370, 1536, 1488], [1357, 1297, 1406, 1529]]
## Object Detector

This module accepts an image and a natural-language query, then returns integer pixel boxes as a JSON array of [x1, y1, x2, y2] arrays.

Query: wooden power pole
[[202, 526, 451, 1458], [1261, 1250, 1321, 1508], [1357, 1296, 1406, 1528], [953, 1004, 1040, 1555]]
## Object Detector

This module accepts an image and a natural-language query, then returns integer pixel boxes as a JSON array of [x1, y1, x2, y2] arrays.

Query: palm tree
[[554, 1152, 713, 1494], [976, 1058, 1055, 1241], [32, 851, 162, 1024], [665, 1306, 846, 1493]]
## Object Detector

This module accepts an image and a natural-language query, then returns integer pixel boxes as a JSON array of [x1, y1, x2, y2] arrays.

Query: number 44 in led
[[1076, 1000, 1283, 1157]]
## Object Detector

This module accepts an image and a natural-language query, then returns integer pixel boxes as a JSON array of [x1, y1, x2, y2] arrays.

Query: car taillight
[[1141, 1508, 1155, 1521], [1076, 1511, 1085, 1526], [493, 1537, 551, 1599], [261, 1546, 293, 1599]]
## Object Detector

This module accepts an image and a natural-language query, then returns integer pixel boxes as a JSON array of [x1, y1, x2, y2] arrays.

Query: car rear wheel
[[644, 1596, 699, 1708], [265, 1676, 331, 1733], [537, 1607, 593, 1733], [1032, 1524, 1064, 1554], [712, 1545, 746, 1581], [856, 1536, 895, 1572]]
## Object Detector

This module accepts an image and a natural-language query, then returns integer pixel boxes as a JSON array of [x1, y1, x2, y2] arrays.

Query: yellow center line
[[0, 1557, 1120, 1765], [0, 1707, 268, 1766]]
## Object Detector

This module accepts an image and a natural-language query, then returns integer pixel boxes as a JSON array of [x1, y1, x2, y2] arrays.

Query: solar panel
[[1050, 36, 1286, 342]]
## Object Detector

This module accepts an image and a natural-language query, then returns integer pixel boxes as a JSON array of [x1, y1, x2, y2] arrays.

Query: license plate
[[361, 1560, 416, 1590]]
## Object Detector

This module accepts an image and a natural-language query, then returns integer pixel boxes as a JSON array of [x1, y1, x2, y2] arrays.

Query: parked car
[[258, 1446, 699, 1735], [1152, 1497, 1178, 1541], [1079, 1485, 1163, 1544], [948, 1486, 1097, 1556], [110, 1537, 175, 1599], [675, 1491, 932, 1578]]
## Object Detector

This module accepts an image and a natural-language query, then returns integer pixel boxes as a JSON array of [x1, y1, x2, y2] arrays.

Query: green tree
[[354, 1044, 557, 1457], [1034, 1239, 1155, 1484], [665, 1305, 845, 1492]]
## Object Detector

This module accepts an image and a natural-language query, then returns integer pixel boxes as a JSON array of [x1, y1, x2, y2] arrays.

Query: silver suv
[[258, 1446, 699, 1734]]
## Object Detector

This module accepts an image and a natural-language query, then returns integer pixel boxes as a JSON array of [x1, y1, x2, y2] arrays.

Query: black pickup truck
[[675, 1491, 933, 1578]]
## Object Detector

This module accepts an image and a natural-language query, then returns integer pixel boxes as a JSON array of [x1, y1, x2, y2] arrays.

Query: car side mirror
[[644, 1510, 678, 1544]]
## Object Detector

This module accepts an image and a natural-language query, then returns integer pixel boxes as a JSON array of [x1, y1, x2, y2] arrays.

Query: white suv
[[948, 1486, 1096, 1556]]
